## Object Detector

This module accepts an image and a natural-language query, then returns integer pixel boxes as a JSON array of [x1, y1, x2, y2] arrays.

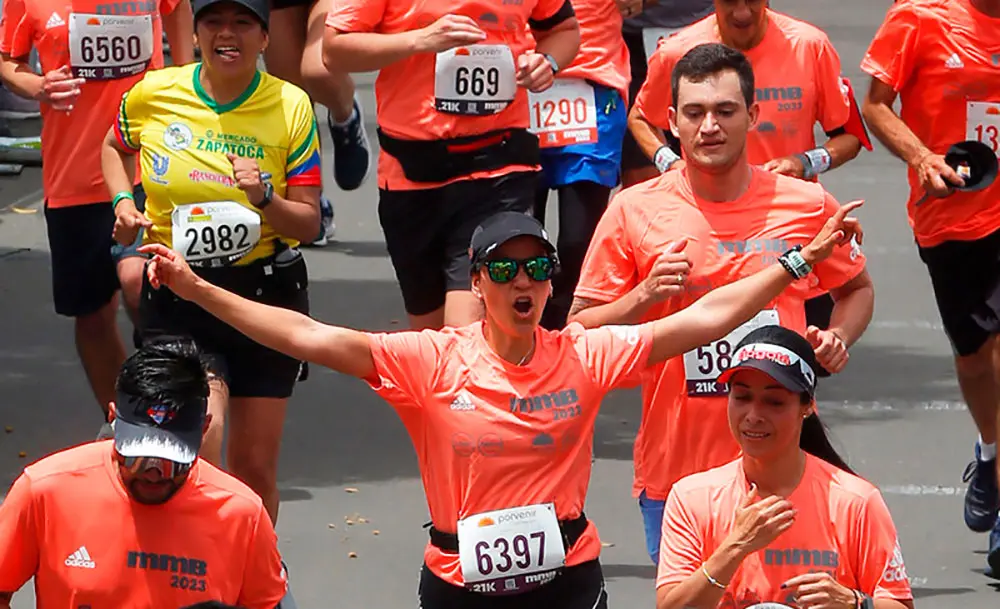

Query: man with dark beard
[[0, 340, 288, 609]]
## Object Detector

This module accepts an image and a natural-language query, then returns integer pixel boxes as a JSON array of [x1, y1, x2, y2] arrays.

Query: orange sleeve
[[813, 193, 867, 291], [853, 490, 914, 601], [0, 475, 39, 593], [860, 3, 920, 91], [579, 323, 654, 391], [632, 46, 676, 130], [655, 486, 705, 589], [158, 0, 183, 16], [813, 36, 850, 132], [237, 505, 287, 609], [530, 0, 571, 23], [365, 330, 446, 409], [0, 0, 32, 59], [326, 0, 388, 33], [574, 193, 640, 303]]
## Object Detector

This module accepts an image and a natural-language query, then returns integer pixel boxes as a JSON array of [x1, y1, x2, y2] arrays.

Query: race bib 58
[[683, 310, 780, 396]]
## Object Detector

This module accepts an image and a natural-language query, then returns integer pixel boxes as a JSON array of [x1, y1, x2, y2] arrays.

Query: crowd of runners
[[0, 0, 998, 607]]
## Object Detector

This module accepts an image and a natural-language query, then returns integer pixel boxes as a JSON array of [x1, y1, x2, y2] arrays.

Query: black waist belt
[[428, 512, 589, 554], [377, 127, 540, 184]]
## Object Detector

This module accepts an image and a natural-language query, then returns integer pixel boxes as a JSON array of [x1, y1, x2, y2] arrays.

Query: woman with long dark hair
[[656, 325, 914, 609]]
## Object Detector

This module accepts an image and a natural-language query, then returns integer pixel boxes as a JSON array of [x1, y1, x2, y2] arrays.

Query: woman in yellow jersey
[[137, 204, 860, 609], [100, 0, 323, 527], [656, 326, 914, 609]]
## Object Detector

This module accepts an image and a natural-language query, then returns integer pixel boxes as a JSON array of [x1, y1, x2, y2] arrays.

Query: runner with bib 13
[[323, 0, 580, 331], [137, 201, 863, 608], [101, 0, 322, 529]]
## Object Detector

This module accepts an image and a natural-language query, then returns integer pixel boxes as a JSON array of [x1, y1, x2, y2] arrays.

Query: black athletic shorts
[[418, 559, 608, 609], [378, 171, 537, 316], [42, 184, 147, 318], [918, 227, 1000, 357], [622, 28, 653, 172], [138, 249, 310, 398]]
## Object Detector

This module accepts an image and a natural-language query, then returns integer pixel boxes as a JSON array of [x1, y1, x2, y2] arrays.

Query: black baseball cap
[[716, 326, 818, 398], [113, 390, 207, 465], [944, 140, 998, 192], [469, 211, 557, 270], [193, 0, 269, 29]]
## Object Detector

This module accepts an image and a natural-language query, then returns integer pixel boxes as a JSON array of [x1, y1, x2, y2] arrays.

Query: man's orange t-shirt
[[0, 0, 176, 208], [0, 441, 286, 609], [657, 455, 914, 608], [326, 0, 568, 191], [574, 168, 867, 501], [633, 9, 850, 166], [549, 0, 629, 103], [364, 321, 654, 586], [861, 0, 1000, 248]]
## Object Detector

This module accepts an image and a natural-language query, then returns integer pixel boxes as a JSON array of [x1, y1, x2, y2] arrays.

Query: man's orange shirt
[[657, 455, 914, 608], [861, 0, 1000, 248], [364, 321, 654, 586], [550, 0, 629, 103], [574, 168, 866, 501], [0, 441, 286, 609], [633, 9, 850, 165], [0, 0, 177, 208], [327, 0, 567, 191]]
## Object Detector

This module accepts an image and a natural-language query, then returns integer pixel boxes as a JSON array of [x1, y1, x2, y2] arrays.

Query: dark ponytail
[[799, 396, 855, 475]]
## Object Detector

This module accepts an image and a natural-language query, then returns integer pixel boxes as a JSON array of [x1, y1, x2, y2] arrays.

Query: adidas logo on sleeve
[[65, 546, 96, 569]]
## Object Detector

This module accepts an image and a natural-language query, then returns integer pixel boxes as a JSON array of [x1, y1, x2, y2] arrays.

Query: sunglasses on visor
[[114, 451, 193, 478], [480, 256, 556, 283]]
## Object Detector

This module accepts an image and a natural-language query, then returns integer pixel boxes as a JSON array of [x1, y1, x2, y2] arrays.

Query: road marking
[[819, 400, 967, 412], [881, 485, 964, 497], [869, 320, 944, 331], [0, 187, 43, 213]]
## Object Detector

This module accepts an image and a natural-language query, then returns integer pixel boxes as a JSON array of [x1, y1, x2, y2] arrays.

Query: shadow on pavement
[[912, 586, 980, 599], [601, 563, 657, 581]]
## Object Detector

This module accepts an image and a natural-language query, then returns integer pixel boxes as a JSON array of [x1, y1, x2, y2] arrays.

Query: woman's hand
[[723, 484, 797, 555], [137, 244, 201, 301], [781, 572, 857, 609]]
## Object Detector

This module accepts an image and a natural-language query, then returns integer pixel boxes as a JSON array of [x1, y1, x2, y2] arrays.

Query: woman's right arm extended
[[323, 15, 486, 73], [139, 244, 377, 379]]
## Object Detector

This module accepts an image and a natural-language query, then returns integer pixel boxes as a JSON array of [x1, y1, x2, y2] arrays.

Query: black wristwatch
[[860, 593, 874, 609], [254, 181, 274, 210], [543, 53, 560, 74], [778, 245, 812, 280]]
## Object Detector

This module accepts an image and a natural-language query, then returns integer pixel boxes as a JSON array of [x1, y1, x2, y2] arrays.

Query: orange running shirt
[[0, 441, 286, 609], [574, 168, 866, 501], [0, 0, 177, 208], [657, 455, 914, 607], [549, 0, 629, 103], [364, 321, 654, 586], [326, 0, 568, 191], [632, 9, 850, 166], [861, 0, 1000, 248]]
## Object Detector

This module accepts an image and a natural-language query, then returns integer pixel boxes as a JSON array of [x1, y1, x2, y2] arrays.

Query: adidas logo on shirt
[[65, 546, 96, 569], [45, 12, 65, 29], [945, 53, 964, 69], [449, 393, 475, 411]]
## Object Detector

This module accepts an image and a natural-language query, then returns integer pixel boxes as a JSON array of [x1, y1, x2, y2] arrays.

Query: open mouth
[[215, 45, 241, 61], [741, 430, 769, 441], [513, 296, 534, 318]]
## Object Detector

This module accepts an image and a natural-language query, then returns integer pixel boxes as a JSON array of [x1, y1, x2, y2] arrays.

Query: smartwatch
[[254, 181, 274, 210], [778, 245, 812, 280], [543, 53, 560, 74]]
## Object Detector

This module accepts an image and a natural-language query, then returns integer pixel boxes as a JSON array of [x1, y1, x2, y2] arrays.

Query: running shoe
[[327, 94, 371, 191], [305, 196, 335, 247], [987, 517, 1000, 580], [963, 442, 999, 533], [0, 85, 40, 120]]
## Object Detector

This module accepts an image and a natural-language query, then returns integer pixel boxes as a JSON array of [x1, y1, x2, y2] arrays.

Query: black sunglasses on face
[[480, 255, 556, 283]]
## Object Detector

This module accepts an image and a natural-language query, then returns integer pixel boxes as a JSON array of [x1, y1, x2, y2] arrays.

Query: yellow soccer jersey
[[115, 63, 322, 266]]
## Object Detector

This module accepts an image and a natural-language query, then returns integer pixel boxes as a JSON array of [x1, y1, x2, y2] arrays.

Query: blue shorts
[[538, 83, 626, 190], [639, 489, 666, 565]]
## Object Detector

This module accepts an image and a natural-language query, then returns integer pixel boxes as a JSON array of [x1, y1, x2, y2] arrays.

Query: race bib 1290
[[682, 310, 780, 396], [528, 79, 598, 148], [457, 503, 566, 596], [434, 45, 517, 116], [171, 202, 262, 266], [68, 13, 154, 80]]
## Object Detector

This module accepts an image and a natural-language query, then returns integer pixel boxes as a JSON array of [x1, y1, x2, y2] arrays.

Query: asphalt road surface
[[1, 1, 998, 606]]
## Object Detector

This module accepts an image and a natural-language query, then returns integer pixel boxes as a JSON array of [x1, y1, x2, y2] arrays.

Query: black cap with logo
[[192, 0, 269, 29], [469, 211, 558, 270], [716, 325, 819, 398], [113, 391, 207, 465]]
